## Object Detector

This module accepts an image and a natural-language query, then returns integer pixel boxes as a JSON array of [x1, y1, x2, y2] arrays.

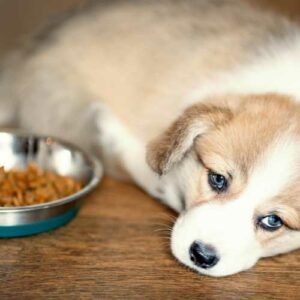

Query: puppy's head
[[147, 93, 300, 277]]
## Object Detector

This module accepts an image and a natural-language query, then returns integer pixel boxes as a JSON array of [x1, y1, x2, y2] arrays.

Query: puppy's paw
[[92, 102, 124, 152], [90, 102, 130, 179]]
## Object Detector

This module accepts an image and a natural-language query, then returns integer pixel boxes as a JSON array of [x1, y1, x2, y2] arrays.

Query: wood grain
[[1, 0, 300, 299], [1, 177, 300, 299]]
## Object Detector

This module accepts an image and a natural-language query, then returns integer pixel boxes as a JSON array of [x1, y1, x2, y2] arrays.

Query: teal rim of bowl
[[0, 206, 80, 238]]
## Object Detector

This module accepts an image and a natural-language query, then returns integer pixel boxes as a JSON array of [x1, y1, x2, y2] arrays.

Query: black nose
[[189, 241, 219, 269]]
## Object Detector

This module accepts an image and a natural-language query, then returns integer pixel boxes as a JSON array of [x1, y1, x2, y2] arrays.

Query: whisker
[[155, 213, 178, 223], [154, 227, 172, 233]]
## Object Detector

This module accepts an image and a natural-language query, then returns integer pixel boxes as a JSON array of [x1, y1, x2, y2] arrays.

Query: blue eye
[[258, 215, 284, 231], [208, 171, 228, 193]]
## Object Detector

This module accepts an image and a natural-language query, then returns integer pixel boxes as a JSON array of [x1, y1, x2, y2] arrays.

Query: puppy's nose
[[189, 241, 219, 269]]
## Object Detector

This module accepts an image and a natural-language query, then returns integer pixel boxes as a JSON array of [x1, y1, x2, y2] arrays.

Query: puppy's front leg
[[95, 103, 183, 212]]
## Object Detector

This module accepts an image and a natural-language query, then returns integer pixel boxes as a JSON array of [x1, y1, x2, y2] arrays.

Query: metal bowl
[[0, 130, 103, 238]]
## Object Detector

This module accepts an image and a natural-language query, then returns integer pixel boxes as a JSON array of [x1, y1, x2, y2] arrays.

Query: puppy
[[2, 0, 300, 276]]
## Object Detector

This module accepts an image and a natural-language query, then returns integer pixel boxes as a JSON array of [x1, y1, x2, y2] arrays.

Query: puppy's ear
[[146, 103, 233, 175]]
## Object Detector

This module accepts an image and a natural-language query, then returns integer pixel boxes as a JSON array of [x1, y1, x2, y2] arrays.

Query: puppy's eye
[[208, 171, 228, 193], [258, 215, 284, 231]]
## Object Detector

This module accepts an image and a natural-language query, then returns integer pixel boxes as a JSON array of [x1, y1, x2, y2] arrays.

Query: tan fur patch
[[255, 201, 300, 246], [186, 94, 300, 206], [257, 182, 300, 231], [146, 103, 233, 175]]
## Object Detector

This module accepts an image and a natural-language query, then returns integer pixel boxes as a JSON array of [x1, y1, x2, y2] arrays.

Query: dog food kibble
[[0, 163, 82, 207]]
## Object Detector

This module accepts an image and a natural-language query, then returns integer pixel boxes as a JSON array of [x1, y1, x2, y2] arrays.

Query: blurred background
[[0, 0, 300, 57]]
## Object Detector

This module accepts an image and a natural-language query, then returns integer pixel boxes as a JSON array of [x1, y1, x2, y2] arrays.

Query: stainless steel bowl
[[0, 130, 103, 237]]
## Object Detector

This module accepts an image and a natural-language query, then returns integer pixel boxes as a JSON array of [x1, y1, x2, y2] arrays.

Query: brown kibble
[[0, 167, 5, 184], [0, 162, 82, 207]]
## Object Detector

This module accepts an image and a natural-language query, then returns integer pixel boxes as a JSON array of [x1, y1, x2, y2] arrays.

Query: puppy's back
[[4, 0, 299, 142]]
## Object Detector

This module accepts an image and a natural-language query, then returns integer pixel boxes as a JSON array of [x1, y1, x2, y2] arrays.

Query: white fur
[[262, 230, 300, 257], [95, 103, 184, 211], [187, 37, 300, 105], [242, 135, 300, 204]]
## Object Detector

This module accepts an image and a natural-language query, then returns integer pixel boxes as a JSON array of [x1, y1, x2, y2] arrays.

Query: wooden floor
[[1, 177, 300, 299], [1, 178, 300, 299], [1, 1, 300, 299]]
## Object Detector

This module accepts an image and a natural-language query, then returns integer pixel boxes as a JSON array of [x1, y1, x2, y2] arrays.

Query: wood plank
[[1, 177, 300, 299]]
